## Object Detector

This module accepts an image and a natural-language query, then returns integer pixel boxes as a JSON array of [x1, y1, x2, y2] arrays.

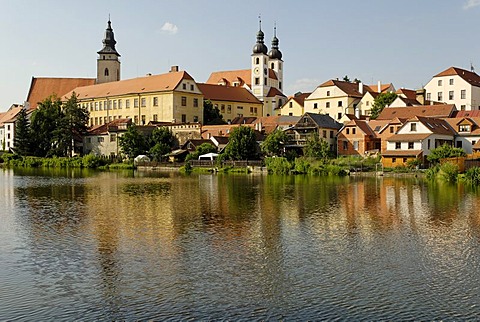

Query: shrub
[[464, 167, 480, 186], [438, 162, 459, 183], [265, 157, 292, 175], [425, 164, 440, 180], [293, 157, 310, 174]]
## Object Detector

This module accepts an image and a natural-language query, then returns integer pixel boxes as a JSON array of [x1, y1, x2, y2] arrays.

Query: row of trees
[[118, 125, 175, 161], [14, 93, 89, 157]]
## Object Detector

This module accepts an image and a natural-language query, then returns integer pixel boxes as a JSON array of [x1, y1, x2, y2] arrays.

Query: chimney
[[359, 82, 363, 94], [355, 107, 360, 119], [415, 89, 425, 105], [377, 81, 381, 93], [170, 65, 179, 72]]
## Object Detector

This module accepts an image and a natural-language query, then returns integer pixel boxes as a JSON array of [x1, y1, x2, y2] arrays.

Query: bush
[[265, 157, 292, 175], [425, 164, 440, 180], [438, 162, 459, 183], [82, 154, 108, 168], [463, 167, 480, 186], [293, 157, 310, 174]]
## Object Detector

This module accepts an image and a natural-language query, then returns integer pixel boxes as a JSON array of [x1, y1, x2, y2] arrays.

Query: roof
[[376, 104, 456, 120], [367, 119, 390, 133], [230, 116, 257, 124], [444, 117, 480, 135], [396, 88, 417, 100], [197, 83, 262, 104], [181, 139, 213, 150], [413, 116, 455, 135], [206, 69, 252, 88], [254, 115, 300, 126], [26, 77, 95, 109], [387, 133, 431, 142], [266, 87, 286, 98], [0, 105, 24, 125], [63, 71, 195, 100], [319, 80, 363, 98], [382, 150, 423, 157], [86, 118, 131, 135], [365, 83, 394, 93], [305, 112, 343, 130], [434, 66, 480, 87], [344, 119, 376, 136], [453, 110, 480, 118], [212, 136, 229, 144], [291, 92, 311, 107]]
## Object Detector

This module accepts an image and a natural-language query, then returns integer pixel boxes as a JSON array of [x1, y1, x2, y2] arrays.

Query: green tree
[[186, 142, 217, 161], [427, 143, 466, 164], [304, 135, 332, 161], [148, 127, 175, 161], [203, 99, 226, 125], [118, 125, 148, 159], [60, 92, 89, 157], [261, 129, 289, 157], [370, 92, 398, 119], [224, 126, 258, 160], [13, 108, 31, 156], [30, 96, 63, 157]]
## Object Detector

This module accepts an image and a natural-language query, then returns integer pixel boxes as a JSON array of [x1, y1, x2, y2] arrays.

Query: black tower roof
[[268, 25, 282, 60], [252, 18, 268, 55], [97, 19, 120, 56]]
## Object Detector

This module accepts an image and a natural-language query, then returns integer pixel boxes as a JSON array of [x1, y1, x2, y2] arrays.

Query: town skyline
[[2, 0, 480, 111]]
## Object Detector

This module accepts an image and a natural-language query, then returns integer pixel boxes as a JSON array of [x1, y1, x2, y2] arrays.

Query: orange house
[[337, 119, 380, 156]]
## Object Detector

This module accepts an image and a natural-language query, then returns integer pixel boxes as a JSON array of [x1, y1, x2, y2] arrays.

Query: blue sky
[[1, 0, 480, 111]]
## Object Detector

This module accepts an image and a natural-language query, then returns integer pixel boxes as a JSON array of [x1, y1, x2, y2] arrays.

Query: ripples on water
[[1, 169, 480, 320]]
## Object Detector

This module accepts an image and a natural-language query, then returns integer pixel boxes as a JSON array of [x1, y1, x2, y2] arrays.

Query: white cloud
[[160, 22, 178, 35], [463, 0, 480, 9], [287, 78, 320, 94]]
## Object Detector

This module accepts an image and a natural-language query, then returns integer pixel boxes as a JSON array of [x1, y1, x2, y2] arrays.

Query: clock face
[[254, 67, 260, 75]]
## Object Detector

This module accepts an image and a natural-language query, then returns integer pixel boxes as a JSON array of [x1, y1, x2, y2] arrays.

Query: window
[[426, 93, 431, 101], [190, 84, 194, 91], [330, 131, 334, 138], [403, 158, 407, 163], [255, 57, 259, 64], [395, 142, 401, 149], [279, 82, 282, 90], [314, 103, 318, 109], [181, 96, 187, 106], [473, 140, 476, 146], [182, 83, 187, 90], [366, 101, 369, 106], [141, 115, 146, 125], [153, 114, 158, 121], [134, 116, 138, 124], [153, 97, 158, 106], [99, 101, 103, 110], [97, 137, 104, 143], [461, 105, 466, 111], [134, 98, 139, 108], [346, 128, 350, 134], [389, 126, 394, 133], [459, 125, 471, 132], [289, 113, 293, 116], [289, 102, 293, 108], [255, 77, 260, 85], [338, 101, 343, 107], [353, 141, 359, 150], [343, 141, 348, 150], [352, 128, 356, 135], [427, 139, 431, 149], [141, 98, 146, 107], [95, 102, 99, 111], [126, 99, 130, 108], [456, 141, 463, 148], [392, 158, 396, 163], [438, 92, 443, 101], [449, 78, 454, 85], [193, 98, 199, 107], [227, 105, 231, 113], [438, 80, 442, 86], [410, 123, 417, 131], [181, 114, 186, 123], [408, 142, 414, 149], [449, 91, 454, 100], [337, 112, 342, 120], [118, 99, 122, 109], [220, 104, 225, 113], [327, 91, 330, 96], [326, 102, 330, 108], [237, 106, 243, 110], [113, 100, 117, 109], [323, 130, 327, 138], [461, 90, 466, 99], [110, 134, 116, 142], [271, 62, 274, 69], [104, 68, 109, 76], [193, 115, 199, 122]]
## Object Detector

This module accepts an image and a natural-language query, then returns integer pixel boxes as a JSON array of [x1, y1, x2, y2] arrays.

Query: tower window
[[255, 57, 259, 64], [255, 78, 260, 85], [104, 68, 109, 76], [271, 63, 274, 69]]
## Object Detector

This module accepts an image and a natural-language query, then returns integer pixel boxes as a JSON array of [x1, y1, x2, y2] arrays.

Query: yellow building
[[277, 92, 310, 116], [197, 83, 263, 123], [63, 67, 204, 126]]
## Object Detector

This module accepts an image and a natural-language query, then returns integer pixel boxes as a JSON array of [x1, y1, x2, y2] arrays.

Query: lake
[[1, 168, 480, 320]]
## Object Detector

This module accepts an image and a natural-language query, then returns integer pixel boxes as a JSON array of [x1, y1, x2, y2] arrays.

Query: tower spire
[[98, 18, 120, 56], [253, 14, 267, 54], [268, 23, 282, 60]]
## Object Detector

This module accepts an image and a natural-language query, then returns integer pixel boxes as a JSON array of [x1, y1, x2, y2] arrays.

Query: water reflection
[[1, 169, 480, 320]]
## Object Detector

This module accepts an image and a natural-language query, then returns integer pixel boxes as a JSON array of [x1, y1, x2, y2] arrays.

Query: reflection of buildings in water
[[1, 169, 15, 211]]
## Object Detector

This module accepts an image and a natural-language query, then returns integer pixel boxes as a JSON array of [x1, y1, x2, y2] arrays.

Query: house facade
[[0, 105, 24, 151], [424, 66, 480, 111], [337, 119, 380, 156], [277, 92, 310, 116]]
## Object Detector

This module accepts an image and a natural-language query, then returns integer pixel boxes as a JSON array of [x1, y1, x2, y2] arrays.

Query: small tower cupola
[[268, 25, 282, 60], [252, 18, 268, 55], [97, 19, 121, 57]]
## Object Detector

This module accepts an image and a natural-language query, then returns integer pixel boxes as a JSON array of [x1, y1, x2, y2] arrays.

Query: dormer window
[[410, 123, 417, 131], [459, 124, 471, 132]]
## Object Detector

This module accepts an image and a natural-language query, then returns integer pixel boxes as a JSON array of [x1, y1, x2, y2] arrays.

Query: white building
[[424, 66, 480, 111]]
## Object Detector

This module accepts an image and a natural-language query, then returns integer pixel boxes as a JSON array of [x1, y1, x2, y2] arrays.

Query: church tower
[[97, 19, 121, 84], [251, 18, 270, 101], [268, 25, 283, 91]]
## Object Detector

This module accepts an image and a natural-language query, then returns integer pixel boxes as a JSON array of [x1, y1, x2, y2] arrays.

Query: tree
[[118, 125, 148, 159], [29, 96, 63, 157], [427, 144, 466, 164], [261, 129, 289, 157], [13, 108, 31, 156], [224, 126, 258, 160], [148, 127, 175, 161], [370, 92, 398, 119], [203, 100, 226, 125], [58, 92, 89, 157], [304, 135, 332, 161]]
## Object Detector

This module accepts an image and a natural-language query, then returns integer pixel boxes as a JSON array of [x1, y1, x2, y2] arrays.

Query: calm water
[[1, 168, 480, 321]]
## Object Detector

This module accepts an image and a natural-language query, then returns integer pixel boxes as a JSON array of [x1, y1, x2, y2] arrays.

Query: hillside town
[[2, 18, 480, 168]]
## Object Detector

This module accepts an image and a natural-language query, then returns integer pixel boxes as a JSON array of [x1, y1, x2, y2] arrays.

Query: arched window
[[271, 63, 274, 69], [104, 68, 109, 76], [255, 57, 259, 64]]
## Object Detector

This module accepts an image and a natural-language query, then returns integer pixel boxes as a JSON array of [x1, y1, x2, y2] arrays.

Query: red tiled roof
[[453, 110, 480, 118], [365, 83, 393, 93], [382, 150, 423, 157], [292, 92, 311, 106], [197, 83, 262, 104], [387, 133, 431, 142], [63, 71, 194, 100], [87, 118, 131, 135], [206, 69, 251, 87], [444, 117, 480, 135], [319, 80, 363, 97], [414, 116, 455, 135], [26, 77, 95, 110], [0, 105, 24, 125], [434, 66, 480, 87], [266, 87, 286, 97], [395, 88, 417, 100], [376, 104, 456, 120]]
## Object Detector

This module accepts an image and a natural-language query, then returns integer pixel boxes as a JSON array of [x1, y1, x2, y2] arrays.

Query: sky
[[1, 0, 480, 111]]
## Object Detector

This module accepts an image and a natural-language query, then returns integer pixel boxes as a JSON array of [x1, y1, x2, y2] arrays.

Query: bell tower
[[97, 18, 121, 84], [251, 17, 269, 102]]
